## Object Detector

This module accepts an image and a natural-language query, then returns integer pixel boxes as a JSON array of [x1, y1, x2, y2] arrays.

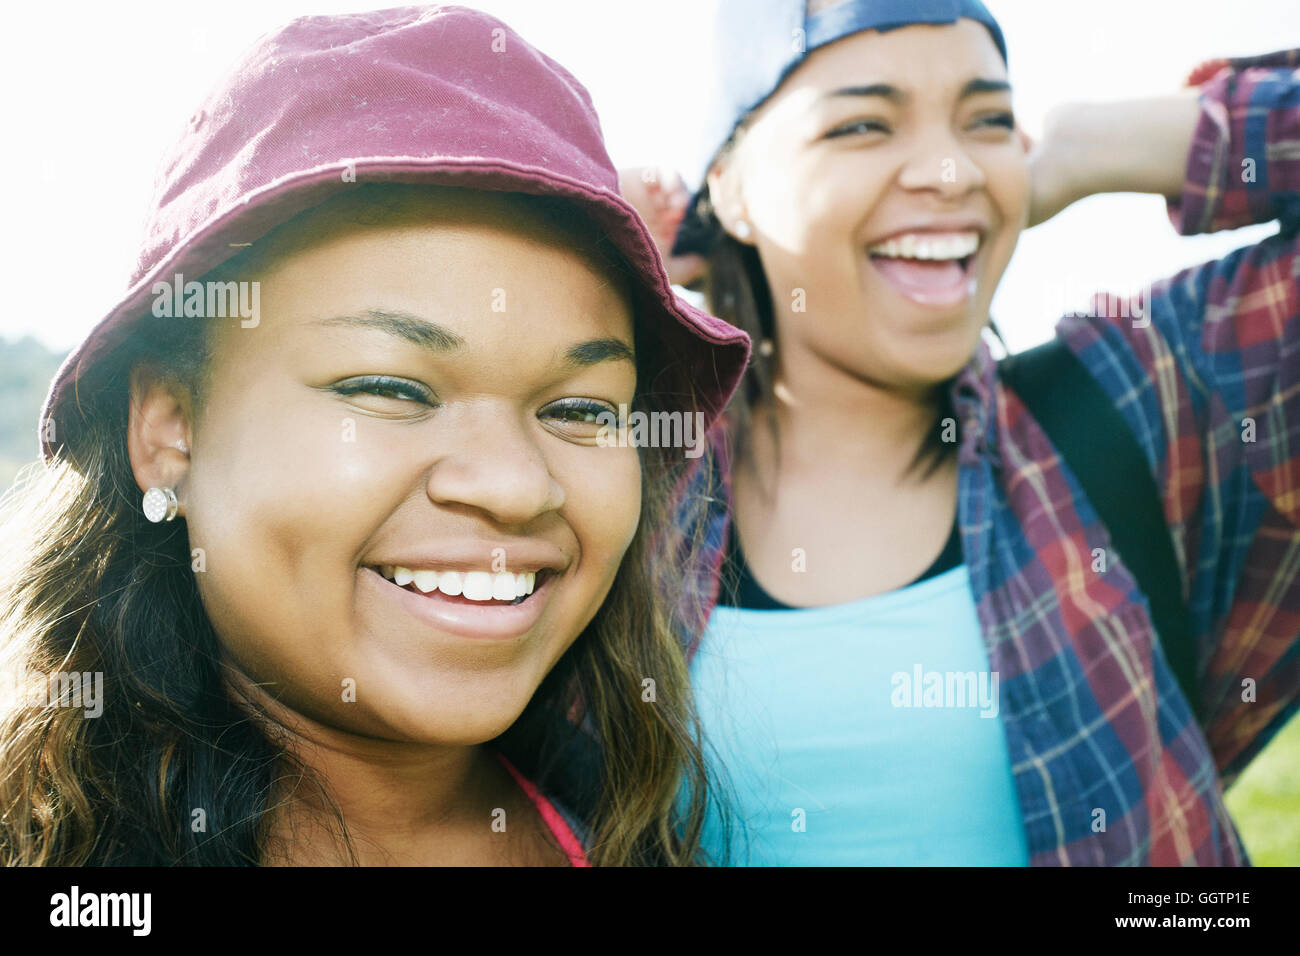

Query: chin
[[884, 320, 982, 387], [376, 695, 531, 746]]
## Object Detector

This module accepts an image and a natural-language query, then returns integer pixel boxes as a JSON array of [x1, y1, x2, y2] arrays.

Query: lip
[[370, 540, 568, 576], [360, 564, 557, 641]]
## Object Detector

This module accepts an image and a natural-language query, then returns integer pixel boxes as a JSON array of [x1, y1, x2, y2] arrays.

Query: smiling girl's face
[[132, 187, 642, 747], [711, 19, 1029, 392]]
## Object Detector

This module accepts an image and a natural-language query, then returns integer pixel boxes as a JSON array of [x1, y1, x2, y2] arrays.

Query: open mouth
[[369, 565, 556, 606], [866, 231, 981, 307]]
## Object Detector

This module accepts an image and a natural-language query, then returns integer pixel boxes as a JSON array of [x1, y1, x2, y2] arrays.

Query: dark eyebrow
[[563, 337, 635, 368], [959, 78, 1012, 98], [313, 309, 632, 368], [824, 78, 1011, 104], [825, 83, 904, 104], [313, 309, 465, 352]]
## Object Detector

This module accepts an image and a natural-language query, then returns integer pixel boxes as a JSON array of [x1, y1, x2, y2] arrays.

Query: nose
[[425, 404, 565, 525], [896, 125, 986, 199]]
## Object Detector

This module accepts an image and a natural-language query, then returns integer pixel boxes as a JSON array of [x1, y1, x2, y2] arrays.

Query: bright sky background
[[1, 0, 1296, 355]]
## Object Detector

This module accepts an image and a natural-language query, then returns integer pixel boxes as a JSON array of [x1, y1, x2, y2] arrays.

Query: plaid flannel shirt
[[671, 49, 1300, 866]]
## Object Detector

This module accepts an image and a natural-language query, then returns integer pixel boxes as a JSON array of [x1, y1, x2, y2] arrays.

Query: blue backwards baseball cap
[[672, 0, 1008, 256]]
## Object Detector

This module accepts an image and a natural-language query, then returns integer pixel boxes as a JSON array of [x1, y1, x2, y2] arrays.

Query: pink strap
[[495, 752, 590, 867]]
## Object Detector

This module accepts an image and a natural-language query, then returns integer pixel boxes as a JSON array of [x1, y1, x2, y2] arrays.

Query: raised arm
[[1054, 49, 1300, 786], [1030, 49, 1300, 231]]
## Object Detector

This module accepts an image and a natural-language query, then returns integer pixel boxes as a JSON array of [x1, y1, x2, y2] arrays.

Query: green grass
[[1225, 710, 1300, 866]]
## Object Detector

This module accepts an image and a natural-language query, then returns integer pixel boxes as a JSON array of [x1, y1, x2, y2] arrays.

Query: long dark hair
[[0, 184, 727, 866]]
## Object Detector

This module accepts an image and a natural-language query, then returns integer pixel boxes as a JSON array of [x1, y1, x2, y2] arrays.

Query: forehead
[[262, 187, 628, 290], [273, 218, 629, 309], [760, 18, 1008, 114], [209, 188, 636, 352]]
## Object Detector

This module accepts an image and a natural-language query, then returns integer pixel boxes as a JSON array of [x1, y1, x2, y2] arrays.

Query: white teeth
[[461, 572, 493, 601], [381, 565, 541, 601], [868, 231, 980, 260], [491, 572, 516, 601]]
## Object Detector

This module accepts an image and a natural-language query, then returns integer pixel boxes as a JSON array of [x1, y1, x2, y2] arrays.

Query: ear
[[705, 154, 756, 247], [126, 364, 194, 512]]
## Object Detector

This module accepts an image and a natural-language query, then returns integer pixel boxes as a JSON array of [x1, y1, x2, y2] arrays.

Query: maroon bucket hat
[[38, 3, 750, 462]]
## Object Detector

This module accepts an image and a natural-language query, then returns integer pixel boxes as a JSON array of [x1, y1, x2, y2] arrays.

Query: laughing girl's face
[[710, 19, 1029, 391], [131, 188, 641, 746]]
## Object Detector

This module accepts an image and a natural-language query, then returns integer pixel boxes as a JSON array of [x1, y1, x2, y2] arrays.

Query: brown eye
[[539, 398, 617, 440], [973, 112, 1016, 132], [331, 376, 436, 405], [824, 118, 891, 139]]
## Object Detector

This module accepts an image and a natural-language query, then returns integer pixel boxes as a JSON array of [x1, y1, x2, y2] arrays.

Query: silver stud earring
[[734, 219, 752, 240], [142, 486, 180, 523]]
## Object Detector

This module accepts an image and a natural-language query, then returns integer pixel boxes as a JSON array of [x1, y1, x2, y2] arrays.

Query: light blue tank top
[[690, 564, 1030, 865]]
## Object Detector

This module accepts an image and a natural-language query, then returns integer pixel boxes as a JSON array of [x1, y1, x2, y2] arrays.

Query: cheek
[[561, 447, 642, 581], [746, 159, 891, 306], [184, 387, 405, 673], [742, 143, 865, 255], [987, 151, 1031, 239]]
